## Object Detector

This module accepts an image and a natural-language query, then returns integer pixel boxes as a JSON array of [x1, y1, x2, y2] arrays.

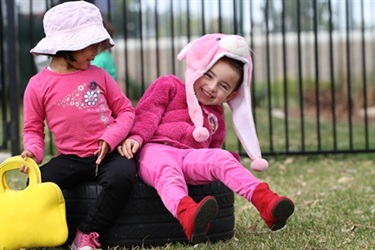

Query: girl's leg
[[41, 152, 137, 235], [40, 154, 96, 189], [182, 148, 260, 201], [182, 148, 294, 231], [137, 143, 188, 217], [138, 144, 218, 244], [80, 151, 137, 234]]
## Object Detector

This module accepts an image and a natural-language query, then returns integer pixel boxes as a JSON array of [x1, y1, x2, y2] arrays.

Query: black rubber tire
[[63, 177, 235, 248]]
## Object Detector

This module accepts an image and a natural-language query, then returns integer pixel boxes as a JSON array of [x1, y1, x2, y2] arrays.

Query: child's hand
[[95, 140, 109, 165], [19, 150, 36, 173], [117, 139, 139, 159]]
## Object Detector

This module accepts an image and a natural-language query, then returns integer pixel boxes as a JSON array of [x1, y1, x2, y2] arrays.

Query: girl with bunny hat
[[20, 1, 137, 249], [118, 33, 294, 244]]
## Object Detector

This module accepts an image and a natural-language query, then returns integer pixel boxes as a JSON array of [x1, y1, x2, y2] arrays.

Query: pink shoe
[[70, 229, 101, 250]]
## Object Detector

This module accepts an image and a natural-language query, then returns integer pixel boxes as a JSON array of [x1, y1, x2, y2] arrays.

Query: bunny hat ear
[[177, 33, 268, 171]]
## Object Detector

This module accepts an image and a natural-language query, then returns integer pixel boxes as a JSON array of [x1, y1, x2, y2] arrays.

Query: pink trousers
[[138, 143, 260, 217]]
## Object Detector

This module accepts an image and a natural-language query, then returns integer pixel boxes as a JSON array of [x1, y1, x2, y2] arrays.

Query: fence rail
[[1, 0, 374, 157]]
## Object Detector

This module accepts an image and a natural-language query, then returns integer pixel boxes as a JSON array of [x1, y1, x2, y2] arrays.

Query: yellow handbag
[[0, 156, 68, 249]]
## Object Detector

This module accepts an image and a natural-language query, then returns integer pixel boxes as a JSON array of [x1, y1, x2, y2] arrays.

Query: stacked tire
[[63, 177, 235, 248]]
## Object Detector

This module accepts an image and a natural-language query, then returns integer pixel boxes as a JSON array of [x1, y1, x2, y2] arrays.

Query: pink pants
[[138, 143, 260, 217]]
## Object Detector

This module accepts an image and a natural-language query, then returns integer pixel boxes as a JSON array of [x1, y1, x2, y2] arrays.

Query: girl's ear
[[225, 91, 238, 102]]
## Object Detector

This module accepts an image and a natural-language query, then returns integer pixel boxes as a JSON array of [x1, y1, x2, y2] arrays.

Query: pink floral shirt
[[23, 66, 134, 163]]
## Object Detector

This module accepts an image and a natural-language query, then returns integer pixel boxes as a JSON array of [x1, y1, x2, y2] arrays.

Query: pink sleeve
[[129, 76, 175, 143], [23, 80, 46, 163], [128, 135, 144, 148], [98, 74, 135, 151]]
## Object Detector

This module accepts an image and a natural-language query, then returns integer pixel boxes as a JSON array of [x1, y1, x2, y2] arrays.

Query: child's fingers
[[96, 148, 108, 165], [95, 142, 108, 165], [20, 150, 35, 173], [117, 145, 125, 156], [96, 140, 112, 163], [132, 143, 139, 154], [19, 165, 29, 173], [119, 139, 140, 159], [124, 140, 138, 159], [124, 144, 134, 159]]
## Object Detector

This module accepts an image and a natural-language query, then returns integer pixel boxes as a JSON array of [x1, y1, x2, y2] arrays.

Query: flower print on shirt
[[84, 90, 98, 106], [84, 81, 99, 106], [57, 81, 101, 109]]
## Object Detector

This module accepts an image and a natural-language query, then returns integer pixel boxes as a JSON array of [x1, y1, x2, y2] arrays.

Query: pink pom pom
[[193, 127, 209, 142], [250, 158, 268, 172]]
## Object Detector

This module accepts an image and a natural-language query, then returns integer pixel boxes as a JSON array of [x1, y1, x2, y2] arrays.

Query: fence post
[[6, 0, 20, 155]]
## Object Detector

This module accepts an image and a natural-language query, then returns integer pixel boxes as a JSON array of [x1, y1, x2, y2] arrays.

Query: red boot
[[177, 196, 218, 244], [251, 183, 294, 231]]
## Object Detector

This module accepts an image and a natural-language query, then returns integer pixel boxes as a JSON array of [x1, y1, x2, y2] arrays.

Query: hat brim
[[30, 23, 114, 55]]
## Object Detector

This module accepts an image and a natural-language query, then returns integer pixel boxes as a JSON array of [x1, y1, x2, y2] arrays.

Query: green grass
[[139, 154, 374, 250], [3, 153, 375, 250]]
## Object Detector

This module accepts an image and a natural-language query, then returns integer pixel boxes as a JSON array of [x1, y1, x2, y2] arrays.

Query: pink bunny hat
[[177, 33, 268, 172]]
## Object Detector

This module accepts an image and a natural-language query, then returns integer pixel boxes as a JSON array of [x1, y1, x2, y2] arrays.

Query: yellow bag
[[0, 156, 68, 249]]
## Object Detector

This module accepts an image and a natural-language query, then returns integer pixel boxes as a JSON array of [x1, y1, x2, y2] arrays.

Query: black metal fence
[[1, 0, 374, 157]]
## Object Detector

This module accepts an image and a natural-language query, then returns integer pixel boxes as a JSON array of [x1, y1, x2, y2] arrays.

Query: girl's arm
[[98, 73, 135, 151], [128, 75, 178, 147], [23, 81, 46, 164]]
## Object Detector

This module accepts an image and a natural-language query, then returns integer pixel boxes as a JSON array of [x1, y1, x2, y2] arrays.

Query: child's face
[[194, 59, 240, 106], [69, 44, 99, 70]]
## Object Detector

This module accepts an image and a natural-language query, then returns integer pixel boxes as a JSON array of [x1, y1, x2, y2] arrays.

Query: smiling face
[[193, 58, 241, 106]]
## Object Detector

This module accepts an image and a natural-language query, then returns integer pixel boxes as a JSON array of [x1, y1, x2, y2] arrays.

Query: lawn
[[3, 153, 374, 250], [134, 153, 375, 250]]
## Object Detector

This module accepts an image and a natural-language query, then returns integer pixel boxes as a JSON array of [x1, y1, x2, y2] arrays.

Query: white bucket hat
[[30, 1, 114, 55], [177, 33, 268, 172]]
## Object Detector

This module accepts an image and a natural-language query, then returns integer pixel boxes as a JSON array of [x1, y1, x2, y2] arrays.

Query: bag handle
[[0, 156, 42, 194]]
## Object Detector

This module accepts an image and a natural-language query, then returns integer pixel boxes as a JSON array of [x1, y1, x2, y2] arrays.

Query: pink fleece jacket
[[129, 75, 226, 149], [23, 66, 134, 163]]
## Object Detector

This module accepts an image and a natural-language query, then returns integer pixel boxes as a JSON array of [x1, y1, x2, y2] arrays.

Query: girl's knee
[[211, 149, 238, 163], [104, 159, 137, 187]]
